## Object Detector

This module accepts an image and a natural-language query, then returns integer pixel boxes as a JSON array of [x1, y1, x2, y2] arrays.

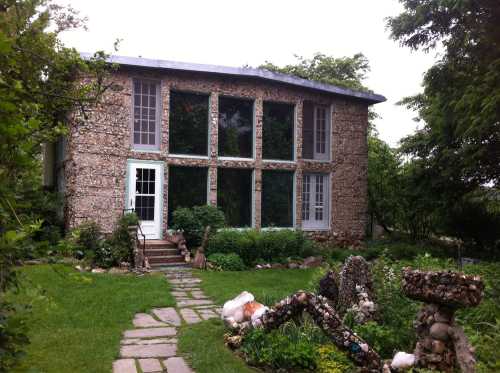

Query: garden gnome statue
[[192, 226, 210, 269], [402, 268, 484, 373]]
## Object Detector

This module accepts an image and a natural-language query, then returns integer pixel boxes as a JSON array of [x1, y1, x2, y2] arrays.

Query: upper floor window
[[262, 102, 295, 161], [302, 102, 331, 161], [133, 79, 160, 150], [218, 96, 254, 158], [169, 91, 209, 156]]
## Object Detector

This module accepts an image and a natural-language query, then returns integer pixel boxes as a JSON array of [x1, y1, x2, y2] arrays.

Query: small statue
[[192, 226, 210, 269]]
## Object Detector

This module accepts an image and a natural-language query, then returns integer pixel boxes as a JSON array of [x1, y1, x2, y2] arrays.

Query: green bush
[[171, 205, 225, 247], [74, 221, 103, 255], [207, 253, 246, 271], [206, 229, 317, 266]]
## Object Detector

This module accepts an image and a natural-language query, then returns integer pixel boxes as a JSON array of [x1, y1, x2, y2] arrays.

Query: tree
[[387, 0, 500, 247], [388, 0, 500, 189], [0, 1, 111, 369]]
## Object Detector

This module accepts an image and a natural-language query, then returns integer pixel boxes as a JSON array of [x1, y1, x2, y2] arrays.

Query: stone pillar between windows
[[254, 97, 263, 229], [208, 92, 219, 206], [295, 100, 304, 228]]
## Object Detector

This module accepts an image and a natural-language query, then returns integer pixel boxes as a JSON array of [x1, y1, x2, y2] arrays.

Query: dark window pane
[[217, 168, 252, 227], [262, 170, 294, 227], [136, 196, 155, 220], [218, 97, 253, 158], [262, 102, 294, 160], [169, 91, 209, 155], [168, 166, 208, 224]]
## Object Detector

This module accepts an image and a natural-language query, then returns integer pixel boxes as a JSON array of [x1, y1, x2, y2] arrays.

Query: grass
[[8, 264, 175, 373], [195, 268, 323, 306], [178, 318, 258, 373]]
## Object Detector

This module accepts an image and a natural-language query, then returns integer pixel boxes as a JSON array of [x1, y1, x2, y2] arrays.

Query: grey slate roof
[[81, 53, 386, 104]]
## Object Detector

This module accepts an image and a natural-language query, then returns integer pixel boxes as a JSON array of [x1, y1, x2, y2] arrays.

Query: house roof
[[81, 53, 386, 104]]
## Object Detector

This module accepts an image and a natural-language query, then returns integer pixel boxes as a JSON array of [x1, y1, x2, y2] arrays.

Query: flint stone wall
[[64, 68, 369, 244]]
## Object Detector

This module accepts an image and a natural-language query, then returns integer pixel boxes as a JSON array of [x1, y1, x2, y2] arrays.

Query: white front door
[[127, 161, 163, 239], [302, 173, 330, 230]]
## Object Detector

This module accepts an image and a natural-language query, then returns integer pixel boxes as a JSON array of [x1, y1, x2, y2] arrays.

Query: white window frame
[[302, 172, 330, 230], [313, 105, 331, 161], [131, 78, 161, 151]]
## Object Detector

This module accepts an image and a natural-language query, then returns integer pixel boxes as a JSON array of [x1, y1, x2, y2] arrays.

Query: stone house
[[44, 54, 385, 246]]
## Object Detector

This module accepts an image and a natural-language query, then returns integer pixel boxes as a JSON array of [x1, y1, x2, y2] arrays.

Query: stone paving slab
[[124, 327, 176, 339], [153, 308, 181, 327], [133, 313, 168, 328], [177, 299, 214, 308], [198, 309, 218, 320], [120, 343, 177, 358], [121, 338, 177, 345], [138, 358, 163, 372], [171, 291, 188, 297], [169, 278, 201, 284], [180, 308, 201, 324], [164, 357, 193, 373], [113, 359, 137, 373]]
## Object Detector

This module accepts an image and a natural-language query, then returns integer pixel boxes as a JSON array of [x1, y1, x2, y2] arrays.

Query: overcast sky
[[57, 0, 440, 147]]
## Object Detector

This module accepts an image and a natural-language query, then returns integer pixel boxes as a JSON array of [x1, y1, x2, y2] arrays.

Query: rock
[[288, 262, 299, 269], [91, 268, 106, 273], [109, 267, 128, 274], [391, 352, 415, 369], [271, 263, 286, 269], [430, 322, 450, 341], [432, 340, 446, 354], [300, 256, 323, 268], [318, 270, 339, 305]]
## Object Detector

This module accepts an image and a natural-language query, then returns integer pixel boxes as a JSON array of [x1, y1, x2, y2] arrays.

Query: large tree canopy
[[388, 0, 500, 188]]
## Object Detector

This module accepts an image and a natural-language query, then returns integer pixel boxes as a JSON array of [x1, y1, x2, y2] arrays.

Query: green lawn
[[195, 268, 322, 306], [8, 264, 175, 373], [178, 319, 258, 373]]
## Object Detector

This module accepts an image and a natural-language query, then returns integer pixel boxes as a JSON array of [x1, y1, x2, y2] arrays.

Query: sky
[[57, 0, 440, 147]]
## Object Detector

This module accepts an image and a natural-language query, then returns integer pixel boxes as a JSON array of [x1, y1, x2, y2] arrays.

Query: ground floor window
[[217, 168, 253, 227], [262, 170, 294, 227], [302, 173, 329, 229], [168, 166, 208, 223]]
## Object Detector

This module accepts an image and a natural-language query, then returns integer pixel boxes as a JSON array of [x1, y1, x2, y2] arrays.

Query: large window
[[262, 102, 294, 161], [218, 97, 254, 158], [302, 102, 330, 160], [169, 91, 209, 156], [217, 168, 253, 227], [262, 170, 294, 227], [133, 79, 160, 149], [302, 173, 329, 229], [168, 166, 208, 223]]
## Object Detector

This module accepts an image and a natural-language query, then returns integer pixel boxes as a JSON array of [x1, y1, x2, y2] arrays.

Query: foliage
[[0, 300, 28, 373], [316, 344, 355, 373], [259, 53, 370, 92], [367, 136, 401, 233], [387, 0, 500, 246], [171, 205, 226, 247], [105, 212, 139, 267], [207, 253, 246, 271], [6, 264, 174, 373], [240, 320, 320, 371], [0, 1, 112, 370], [206, 229, 316, 266]]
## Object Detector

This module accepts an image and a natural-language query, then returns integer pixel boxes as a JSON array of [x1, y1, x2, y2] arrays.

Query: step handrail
[[122, 208, 146, 268]]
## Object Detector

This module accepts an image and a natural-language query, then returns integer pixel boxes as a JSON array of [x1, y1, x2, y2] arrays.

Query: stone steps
[[145, 240, 186, 267]]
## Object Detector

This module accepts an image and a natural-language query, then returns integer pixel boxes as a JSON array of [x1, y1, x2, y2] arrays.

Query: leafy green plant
[[171, 205, 225, 247], [316, 344, 355, 373], [207, 253, 246, 271], [207, 229, 317, 266]]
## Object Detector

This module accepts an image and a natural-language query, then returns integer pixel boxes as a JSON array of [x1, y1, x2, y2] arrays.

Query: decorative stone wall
[[64, 67, 371, 244]]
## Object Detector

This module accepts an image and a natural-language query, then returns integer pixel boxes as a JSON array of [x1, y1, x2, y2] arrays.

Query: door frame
[[301, 172, 330, 230], [125, 159, 165, 239]]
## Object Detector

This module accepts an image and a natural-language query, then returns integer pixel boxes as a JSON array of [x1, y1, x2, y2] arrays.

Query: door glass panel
[[135, 168, 156, 221], [315, 174, 324, 220], [302, 173, 329, 228], [302, 174, 310, 221]]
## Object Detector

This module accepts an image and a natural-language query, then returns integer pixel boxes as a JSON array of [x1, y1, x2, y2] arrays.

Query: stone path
[[113, 267, 221, 373]]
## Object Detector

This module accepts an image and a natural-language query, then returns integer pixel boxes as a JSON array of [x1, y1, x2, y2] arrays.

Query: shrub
[[207, 253, 246, 271], [171, 205, 225, 247], [206, 229, 317, 266], [74, 221, 103, 254], [316, 344, 355, 373]]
